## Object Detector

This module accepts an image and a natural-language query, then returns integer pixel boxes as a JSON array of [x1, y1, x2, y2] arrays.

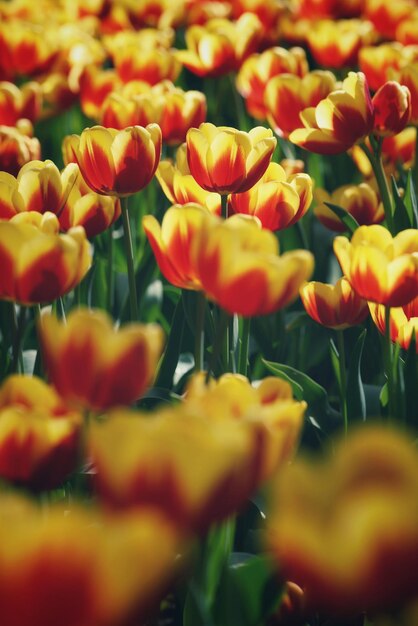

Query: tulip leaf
[[324, 202, 360, 234], [329, 339, 342, 389], [154, 293, 185, 390], [391, 176, 413, 232], [403, 171, 418, 228], [88, 258, 108, 310], [346, 329, 367, 422], [213, 554, 284, 626]]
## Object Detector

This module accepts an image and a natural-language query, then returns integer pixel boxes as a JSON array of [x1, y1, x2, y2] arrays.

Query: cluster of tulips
[[0, 0, 418, 625]]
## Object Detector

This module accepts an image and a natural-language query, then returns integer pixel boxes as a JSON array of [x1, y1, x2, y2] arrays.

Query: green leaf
[[88, 258, 108, 310], [262, 360, 304, 401], [403, 171, 418, 228], [324, 202, 360, 234], [154, 293, 184, 390], [391, 176, 413, 232], [214, 554, 284, 626], [329, 339, 341, 389], [346, 329, 367, 422]]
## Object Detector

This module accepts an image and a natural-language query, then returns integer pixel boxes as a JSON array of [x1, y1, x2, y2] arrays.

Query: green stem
[[194, 292, 206, 373], [238, 316, 251, 377], [221, 193, 228, 220], [11, 305, 26, 374], [337, 330, 348, 436], [362, 139, 394, 234], [121, 196, 139, 321], [384, 306, 396, 420], [107, 224, 114, 313], [207, 308, 230, 380], [229, 73, 250, 132]]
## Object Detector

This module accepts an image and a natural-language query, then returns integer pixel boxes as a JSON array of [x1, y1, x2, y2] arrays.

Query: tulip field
[[1, 0, 418, 625]]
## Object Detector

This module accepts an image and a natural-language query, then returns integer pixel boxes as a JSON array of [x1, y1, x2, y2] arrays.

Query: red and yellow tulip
[[186, 123, 276, 194], [0, 212, 91, 305], [69, 124, 162, 197], [334, 225, 418, 307], [0, 81, 42, 126], [289, 72, 374, 155], [369, 296, 418, 353], [228, 161, 313, 231], [0, 122, 40, 176], [314, 183, 384, 232], [372, 81, 411, 137], [39, 308, 164, 412], [300, 277, 369, 329]]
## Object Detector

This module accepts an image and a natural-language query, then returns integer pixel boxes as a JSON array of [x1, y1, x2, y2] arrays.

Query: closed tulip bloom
[[314, 183, 384, 232], [176, 14, 262, 77], [0, 81, 42, 126], [143, 203, 213, 290], [307, 19, 367, 69], [289, 72, 374, 155], [334, 225, 418, 307], [78, 66, 121, 120], [391, 63, 418, 125], [0, 495, 181, 626], [359, 42, 407, 91], [186, 123, 276, 195], [267, 426, 418, 613], [236, 46, 308, 120], [192, 214, 314, 316], [0, 375, 81, 490], [101, 81, 206, 145], [265, 71, 337, 139], [0, 212, 91, 305], [113, 45, 181, 85], [369, 296, 418, 353], [372, 81, 411, 137], [0, 123, 41, 176], [228, 162, 313, 231], [300, 277, 369, 329], [70, 124, 161, 197], [39, 308, 164, 412], [156, 143, 220, 214], [0, 159, 79, 219]]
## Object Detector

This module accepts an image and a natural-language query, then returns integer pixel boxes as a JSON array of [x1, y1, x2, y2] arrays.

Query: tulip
[[0, 81, 42, 126], [0, 21, 56, 79], [191, 214, 314, 317], [156, 143, 220, 214], [265, 70, 337, 139], [300, 277, 369, 329], [70, 124, 161, 197], [39, 308, 164, 412], [113, 45, 181, 85], [90, 373, 305, 531], [334, 225, 418, 307], [78, 65, 121, 120], [0, 123, 40, 176], [372, 81, 411, 137], [143, 203, 213, 290], [231, 0, 284, 45], [228, 162, 313, 231], [369, 296, 418, 353], [0, 494, 181, 626], [364, 0, 413, 39], [101, 81, 206, 145], [391, 62, 418, 125], [0, 212, 91, 305], [359, 42, 407, 91], [186, 123, 276, 195], [0, 375, 81, 490], [307, 19, 369, 69], [289, 72, 374, 155], [267, 426, 418, 613], [314, 183, 384, 232], [236, 46, 308, 120], [175, 14, 262, 77]]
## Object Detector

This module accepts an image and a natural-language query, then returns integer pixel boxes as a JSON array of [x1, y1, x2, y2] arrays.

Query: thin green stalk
[[337, 330, 348, 436], [121, 196, 138, 321], [238, 316, 251, 377], [362, 139, 394, 234], [194, 292, 206, 373], [221, 193, 228, 220], [11, 305, 26, 374], [107, 224, 114, 313], [229, 73, 250, 132], [384, 306, 396, 420]]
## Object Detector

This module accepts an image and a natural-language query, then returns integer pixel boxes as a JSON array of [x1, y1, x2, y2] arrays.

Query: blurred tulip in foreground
[[186, 123, 276, 195], [0, 375, 81, 490], [289, 72, 374, 155], [192, 214, 314, 316], [0, 494, 181, 626], [39, 308, 164, 412], [228, 161, 313, 231], [314, 183, 384, 232], [0, 212, 91, 305], [267, 426, 418, 613], [300, 277, 369, 330], [334, 225, 418, 307], [70, 124, 161, 197]]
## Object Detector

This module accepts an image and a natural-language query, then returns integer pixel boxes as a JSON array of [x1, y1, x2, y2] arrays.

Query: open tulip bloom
[[2, 6, 418, 626]]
